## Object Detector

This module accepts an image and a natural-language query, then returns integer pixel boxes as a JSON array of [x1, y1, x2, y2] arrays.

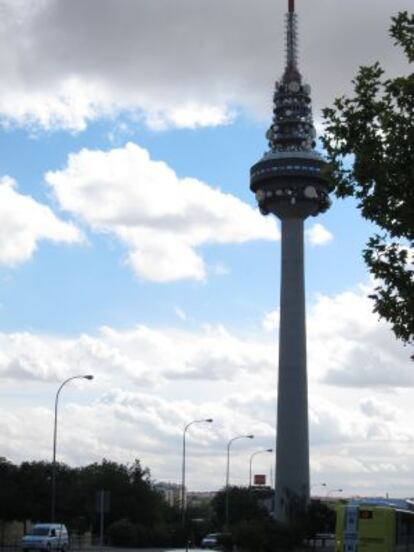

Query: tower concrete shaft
[[250, 0, 332, 522], [275, 217, 309, 521]]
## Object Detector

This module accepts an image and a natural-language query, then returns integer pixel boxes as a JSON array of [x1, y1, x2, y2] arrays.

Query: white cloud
[[0, 0, 411, 130], [0, 176, 83, 266], [0, 406, 53, 462], [145, 103, 235, 131], [45, 142, 278, 282], [174, 306, 187, 321], [309, 396, 365, 446], [0, 324, 275, 387], [99, 324, 275, 383], [211, 263, 230, 276], [260, 285, 413, 389], [0, 388, 273, 487], [0, 78, 112, 132], [0, 286, 413, 493], [1, 382, 414, 494], [360, 398, 398, 421], [306, 223, 333, 246], [307, 287, 413, 388], [262, 309, 279, 333], [0, 330, 154, 386]]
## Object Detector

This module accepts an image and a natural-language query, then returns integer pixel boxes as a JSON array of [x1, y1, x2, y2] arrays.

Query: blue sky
[[0, 0, 412, 498], [0, 119, 370, 334]]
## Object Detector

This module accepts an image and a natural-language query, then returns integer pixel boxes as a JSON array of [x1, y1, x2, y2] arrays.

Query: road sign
[[254, 474, 266, 486], [95, 490, 110, 513]]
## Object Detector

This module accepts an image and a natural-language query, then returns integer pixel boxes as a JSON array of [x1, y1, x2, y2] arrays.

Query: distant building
[[154, 482, 182, 507], [187, 491, 217, 507]]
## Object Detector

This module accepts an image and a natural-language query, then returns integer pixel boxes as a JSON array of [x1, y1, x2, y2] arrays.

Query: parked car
[[201, 533, 222, 549], [21, 524, 69, 552]]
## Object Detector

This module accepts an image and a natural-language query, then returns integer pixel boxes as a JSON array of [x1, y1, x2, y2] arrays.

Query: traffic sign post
[[96, 490, 110, 547]]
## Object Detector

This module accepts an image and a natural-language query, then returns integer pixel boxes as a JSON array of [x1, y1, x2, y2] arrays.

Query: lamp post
[[181, 418, 213, 525], [311, 482, 327, 494], [249, 448, 273, 487], [327, 488, 343, 498], [225, 434, 254, 529], [51, 374, 94, 522]]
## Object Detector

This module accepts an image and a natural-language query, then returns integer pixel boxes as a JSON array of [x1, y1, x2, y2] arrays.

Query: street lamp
[[225, 434, 254, 528], [327, 488, 343, 498], [181, 418, 213, 525], [249, 448, 273, 487], [311, 482, 327, 494], [51, 374, 94, 522]]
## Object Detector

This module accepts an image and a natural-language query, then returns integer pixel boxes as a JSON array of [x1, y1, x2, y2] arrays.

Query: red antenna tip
[[288, 0, 295, 13]]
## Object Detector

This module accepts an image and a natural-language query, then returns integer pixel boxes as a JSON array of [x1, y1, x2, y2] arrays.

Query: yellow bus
[[336, 503, 414, 551]]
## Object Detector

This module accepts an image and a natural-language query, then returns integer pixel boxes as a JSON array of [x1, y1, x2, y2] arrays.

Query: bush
[[107, 519, 190, 548], [231, 519, 302, 552], [233, 521, 266, 552], [107, 519, 136, 547], [263, 520, 302, 552], [304, 500, 336, 537], [218, 532, 234, 552]]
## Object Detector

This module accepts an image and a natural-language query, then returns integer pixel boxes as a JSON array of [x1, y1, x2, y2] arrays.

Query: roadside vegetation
[[0, 457, 335, 550], [322, 11, 414, 353]]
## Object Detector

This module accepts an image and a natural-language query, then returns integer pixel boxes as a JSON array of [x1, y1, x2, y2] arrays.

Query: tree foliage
[[0, 457, 179, 540], [322, 11, 414, 349], [211, 486, 271, 527]]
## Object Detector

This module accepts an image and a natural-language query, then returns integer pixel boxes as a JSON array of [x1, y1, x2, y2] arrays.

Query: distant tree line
[[0, 457, 335, 549], [0, 456, 187, 546]]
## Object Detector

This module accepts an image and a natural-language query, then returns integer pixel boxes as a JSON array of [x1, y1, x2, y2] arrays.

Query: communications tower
[[250, 0, 332, 521]]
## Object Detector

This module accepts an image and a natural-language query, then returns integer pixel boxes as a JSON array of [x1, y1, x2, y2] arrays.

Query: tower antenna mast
[[286, 0, 298, 69]]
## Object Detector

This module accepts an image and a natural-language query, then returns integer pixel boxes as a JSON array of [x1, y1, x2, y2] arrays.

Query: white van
[[21, 524, 69, 552]]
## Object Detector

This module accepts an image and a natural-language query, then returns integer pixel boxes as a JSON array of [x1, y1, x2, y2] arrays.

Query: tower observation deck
[[250, 0, 332, 522]]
